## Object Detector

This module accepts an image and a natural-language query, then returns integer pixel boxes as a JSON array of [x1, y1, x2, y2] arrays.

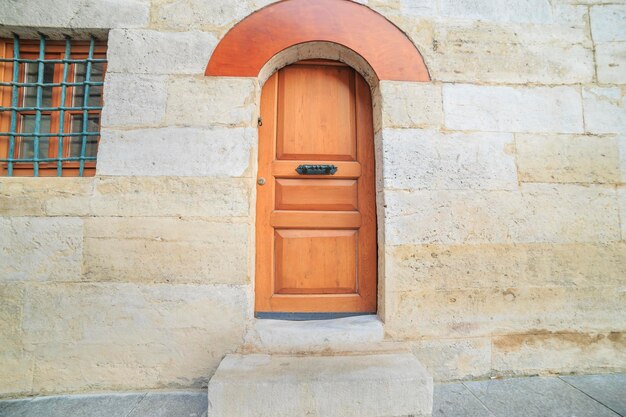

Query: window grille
[[0, 35, 107, 177]]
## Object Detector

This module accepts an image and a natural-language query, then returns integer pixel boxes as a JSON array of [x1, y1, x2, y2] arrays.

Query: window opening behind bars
[[0, 35, 107, 177]]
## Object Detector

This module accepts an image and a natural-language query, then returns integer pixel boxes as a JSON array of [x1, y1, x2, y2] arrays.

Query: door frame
[[254, 60, 378, 314], [203, 1, 431, 322]]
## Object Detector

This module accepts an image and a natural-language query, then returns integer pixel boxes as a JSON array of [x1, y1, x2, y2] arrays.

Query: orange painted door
[[255, 60, 377, 313]]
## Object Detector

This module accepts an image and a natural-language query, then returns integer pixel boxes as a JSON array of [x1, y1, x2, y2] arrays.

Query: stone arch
[[205, 0, 430, 82]]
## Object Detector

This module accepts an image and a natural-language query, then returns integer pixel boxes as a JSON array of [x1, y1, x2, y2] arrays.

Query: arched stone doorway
[[204, 0, 432, 321]]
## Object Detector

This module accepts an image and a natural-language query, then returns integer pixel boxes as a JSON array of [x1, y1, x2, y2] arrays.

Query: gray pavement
[[0, 374, 624, 417]]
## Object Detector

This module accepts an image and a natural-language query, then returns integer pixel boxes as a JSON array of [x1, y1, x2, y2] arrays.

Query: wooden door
[[255, 60, 377, 313]]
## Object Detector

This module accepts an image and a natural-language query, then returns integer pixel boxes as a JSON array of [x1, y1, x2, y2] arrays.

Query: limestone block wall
[[1, 0, 625, 397]]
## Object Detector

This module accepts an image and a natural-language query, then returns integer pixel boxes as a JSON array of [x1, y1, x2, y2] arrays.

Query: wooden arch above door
[[205, 0, 430, 82]]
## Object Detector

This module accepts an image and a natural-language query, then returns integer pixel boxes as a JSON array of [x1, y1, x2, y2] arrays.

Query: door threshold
[[243, 314, 389, 354], [255, 312, 375, 321]]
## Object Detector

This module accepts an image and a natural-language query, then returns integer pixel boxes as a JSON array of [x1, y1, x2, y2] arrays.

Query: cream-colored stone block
[[107, 29, 217, 75], [382, 129, 517, 190], [386, 243, 626, 293], [22, 282, 247, 392], [515, 134, 621, 184], [83, 217, 249, 284], [429, 19, 593, 84], [243, 316, 387, 354], [0, 177, 251, 217], [208, 353, 433, 417], [0, 285, 33, 396], [492, 332, 626, 376], [380, 82, 442, 128], [385, 184, 620, 245], [101, 73, 167, 128], [439, 0, 553, 23], [386, 286, 626, 339], [590, 5, 626, 42], [0, 285, 24, 352], [410, 338, 491, 382], [3, 177, 250, 218], [151, 0, 265, 31], [596, 42, 626, 84], [166, 77, 257, 127], [443, 84, 584, 133], [617, 187, 626, 240], [97, 127, 255, 177], [0, 217, 82, 282], [620, 136, 626, 182], [0, 352, 33, 396], [84, 177, 250, 218], [583, 86, 626, 134], [0, 178, 93, 217], [0, 0, 149, 29]]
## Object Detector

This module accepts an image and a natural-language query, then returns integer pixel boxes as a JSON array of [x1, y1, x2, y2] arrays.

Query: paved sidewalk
[[434, 374, 625, 417], [0, 374, 624, 417]]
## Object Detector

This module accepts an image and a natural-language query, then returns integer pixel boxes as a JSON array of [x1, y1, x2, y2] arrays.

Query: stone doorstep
[[241, 315, 410, 355], [208, 353, 434, 417]]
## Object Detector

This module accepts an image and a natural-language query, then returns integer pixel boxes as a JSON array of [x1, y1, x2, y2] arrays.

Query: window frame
[[0, 37, 107, 177]]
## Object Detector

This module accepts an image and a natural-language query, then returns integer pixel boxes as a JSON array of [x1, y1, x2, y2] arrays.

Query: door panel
[[275, 179, 358, 211], [276, 65, 356, 161], [256, 60, 376, 313], [274, 229, 357, 294]]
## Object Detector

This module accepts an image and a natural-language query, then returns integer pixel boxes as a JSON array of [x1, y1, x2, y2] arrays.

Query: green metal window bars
[[0, 35, 106, 176]]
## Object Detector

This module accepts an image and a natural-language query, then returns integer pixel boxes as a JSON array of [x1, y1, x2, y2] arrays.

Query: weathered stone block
[[385, 184, 620, 245], [443, 84, 584, 133], [165, 77, 258, 127], [515, 134, 621, 184], [150, 0, 263, 31], [243, 315, 387, 354], [410, 337, 491, 382], [382, 129, 517, 190], [85, 177, 251, 218], [21, 282, 247, 392], [386, 243, 626, 292], [617, 187, 626, 240], [83, 217, 249, 284], [208, 353, 433, 417], [0, 352, 33, 396], [0, 217, 82, 282], [596, 42, 626, 84], [583, 87, 626, 134], [386, 286, 626, 339], [590, 5, 626, 43], [439, 0, 553, 23], [1, 177, 250, 218], [0, 285, 24, 352], [97, 127, 255, 177], [0, 178, 93, 217], [0, 0, 149, 29], [428, 18, 593, 84], [380, 82, 442, 128], [492, 332, 626, 376], [101, 73, 167, 128], [620, 136, 626, 182], [107, 29, 218, 75]]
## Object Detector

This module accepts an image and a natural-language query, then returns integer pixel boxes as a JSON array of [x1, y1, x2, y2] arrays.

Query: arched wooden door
[[255, 60, 377, 314]]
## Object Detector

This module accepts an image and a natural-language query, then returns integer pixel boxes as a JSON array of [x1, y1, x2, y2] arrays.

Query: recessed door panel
[[276, 65, 356, 161], [275, 179, 358, 211], [255, 60, 377, 313], [274, 229, 357, 294]]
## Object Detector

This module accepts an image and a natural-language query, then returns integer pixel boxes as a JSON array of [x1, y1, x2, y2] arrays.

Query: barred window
[[0, 36, 107, 177]]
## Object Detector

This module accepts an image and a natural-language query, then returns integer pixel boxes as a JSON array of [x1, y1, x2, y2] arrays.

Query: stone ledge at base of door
[[241, 314, 412, 355], [208, 353, 434, 417]]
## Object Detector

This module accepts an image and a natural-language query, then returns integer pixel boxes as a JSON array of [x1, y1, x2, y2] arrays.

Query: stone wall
[[1, 0, 625, 397]]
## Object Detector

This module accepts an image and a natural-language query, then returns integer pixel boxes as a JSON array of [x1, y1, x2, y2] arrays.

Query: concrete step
[[208, 353, 433, 417], [241, 315, 408, 354]]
